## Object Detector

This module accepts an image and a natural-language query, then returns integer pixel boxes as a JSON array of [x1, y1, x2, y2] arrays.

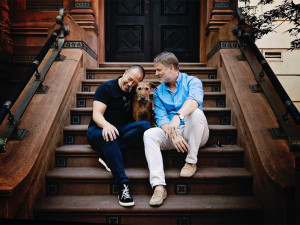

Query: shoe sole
[[180, 173, 196, 177], [180, 169, 196, 177], [99, 158, 111, 172], [118, 197, 134, 207]]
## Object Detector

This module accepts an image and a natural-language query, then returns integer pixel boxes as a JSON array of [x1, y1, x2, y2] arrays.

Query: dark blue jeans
[[86, 121, 151, 184]]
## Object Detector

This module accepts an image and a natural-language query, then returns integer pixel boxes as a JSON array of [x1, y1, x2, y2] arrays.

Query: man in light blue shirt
[[143, 52, 209, 206]]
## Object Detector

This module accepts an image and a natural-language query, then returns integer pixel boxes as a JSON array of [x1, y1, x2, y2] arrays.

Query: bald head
[[125, 65, 146, 79]]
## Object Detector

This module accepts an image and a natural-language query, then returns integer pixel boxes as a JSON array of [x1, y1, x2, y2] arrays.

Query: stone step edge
[[63, 124, 237, 132], [45, 167, 252, 181], [87, 67, 217, 71], [76, 91, 226, 96], [70, 107, 231, 113], [98, 62, 206, 67], [56, 144, 243, 156], [35, 195, 263, 213], [81, 78, 221, 83]]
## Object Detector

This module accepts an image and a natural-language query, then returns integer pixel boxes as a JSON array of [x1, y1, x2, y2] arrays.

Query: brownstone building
[[0, 0, 299, 224]]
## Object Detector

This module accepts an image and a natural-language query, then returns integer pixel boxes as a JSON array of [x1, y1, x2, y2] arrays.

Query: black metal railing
[[233, 8, 300, 152], [0, 8, 70, 152]]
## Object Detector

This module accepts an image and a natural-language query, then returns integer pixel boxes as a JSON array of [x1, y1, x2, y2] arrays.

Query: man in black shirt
[[86, 65, 150, 207]]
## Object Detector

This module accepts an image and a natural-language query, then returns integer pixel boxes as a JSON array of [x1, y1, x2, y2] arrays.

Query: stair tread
[[63, 124, 237, 131], [77, 91, 226, 96], [46, 167, 252, 180], [56, 144, 243, 155], [56, 144, 94, 154], [98, 62, 206, 67], [70, 107, 231, 112], [82, 78, 221, 83], [87, 67, 217, 71], [36, 195, 262, 213]]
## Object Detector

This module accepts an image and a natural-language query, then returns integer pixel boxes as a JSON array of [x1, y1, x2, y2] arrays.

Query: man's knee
[[102, 138, 120, 150], [138, 120, 151, 131], [186, 108, 205, 123], [143, 127, 161, 142], [189, 108, 202, 118]]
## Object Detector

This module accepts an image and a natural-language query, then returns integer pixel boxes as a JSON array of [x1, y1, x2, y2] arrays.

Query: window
[[263, 50, 283, 61]]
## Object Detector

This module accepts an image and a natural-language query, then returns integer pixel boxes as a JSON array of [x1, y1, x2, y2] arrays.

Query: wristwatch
[[175, 113, 185, 120]]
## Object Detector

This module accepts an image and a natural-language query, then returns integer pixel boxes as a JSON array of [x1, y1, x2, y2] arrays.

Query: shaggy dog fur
[[133, 82, 153, 123]]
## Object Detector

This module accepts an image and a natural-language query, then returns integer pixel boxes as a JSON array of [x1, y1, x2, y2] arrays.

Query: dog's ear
[[149, 82, 155, 89]]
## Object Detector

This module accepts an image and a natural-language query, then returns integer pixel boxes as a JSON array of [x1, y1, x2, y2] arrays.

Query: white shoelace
[[121, 184, 131, 199]]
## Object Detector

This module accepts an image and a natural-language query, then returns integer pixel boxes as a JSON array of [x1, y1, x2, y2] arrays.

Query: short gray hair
[[153, 52, 179, 70]]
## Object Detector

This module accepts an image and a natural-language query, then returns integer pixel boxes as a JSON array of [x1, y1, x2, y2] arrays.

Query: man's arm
[[166, 99, 197, 153], [168, 77, 203, 134], [167, 77, 203, 152], [93, 100, 119, 142], [153, 89, 171, 128]]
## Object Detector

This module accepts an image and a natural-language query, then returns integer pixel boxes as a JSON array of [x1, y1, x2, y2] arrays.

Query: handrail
[[0, 8, 69, 153], [0, 30, 60, 123], [233, 8, 300, 151]]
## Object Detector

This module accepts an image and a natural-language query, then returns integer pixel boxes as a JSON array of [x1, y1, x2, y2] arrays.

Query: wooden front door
[[106, 0, 199, 62]]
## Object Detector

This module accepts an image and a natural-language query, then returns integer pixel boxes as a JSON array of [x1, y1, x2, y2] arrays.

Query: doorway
[[106, 0, 199, 62]]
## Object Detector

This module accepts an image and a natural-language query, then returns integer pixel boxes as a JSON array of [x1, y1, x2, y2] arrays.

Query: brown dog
[[133, 82, 153, 123]]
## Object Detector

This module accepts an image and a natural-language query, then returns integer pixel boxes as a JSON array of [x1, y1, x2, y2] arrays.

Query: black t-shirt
[[89, 77, 135, 127]]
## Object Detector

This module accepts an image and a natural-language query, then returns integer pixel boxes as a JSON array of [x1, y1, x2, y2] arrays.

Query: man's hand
[[102, 123, 119, 142], [167, 115, 180, 139], [172, 133, 189, 153]]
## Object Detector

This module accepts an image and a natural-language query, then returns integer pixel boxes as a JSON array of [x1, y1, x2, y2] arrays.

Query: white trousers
[[143, 108, 209, 188]]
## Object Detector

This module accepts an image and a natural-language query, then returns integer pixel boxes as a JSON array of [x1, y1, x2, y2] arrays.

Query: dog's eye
[[145, 87, 149, 91], [138, 87, 141, 90]]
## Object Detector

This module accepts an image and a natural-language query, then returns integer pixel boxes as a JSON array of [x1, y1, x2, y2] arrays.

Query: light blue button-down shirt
[[154, 72, 204, 127]]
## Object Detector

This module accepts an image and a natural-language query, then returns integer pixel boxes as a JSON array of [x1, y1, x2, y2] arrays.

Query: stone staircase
[[34, 63, 263, 224]]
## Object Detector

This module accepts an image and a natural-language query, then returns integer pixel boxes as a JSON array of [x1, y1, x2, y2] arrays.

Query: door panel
[[106, 0, 199, 62], [152, 0, 199, 62], [107, 0, 150, 62]]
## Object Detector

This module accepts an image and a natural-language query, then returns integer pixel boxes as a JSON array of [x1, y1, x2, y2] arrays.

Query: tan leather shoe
[[180, 162, 197, 177], [149, 187, 167, 206]]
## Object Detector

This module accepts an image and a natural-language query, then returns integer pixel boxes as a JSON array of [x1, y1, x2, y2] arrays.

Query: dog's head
[[135, 82, 153, 101]]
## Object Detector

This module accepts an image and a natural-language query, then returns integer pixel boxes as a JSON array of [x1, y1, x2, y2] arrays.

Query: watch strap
[[175, 113, 184, 120]]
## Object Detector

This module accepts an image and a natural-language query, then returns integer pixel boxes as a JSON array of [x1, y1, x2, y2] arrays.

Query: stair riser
[[76, 95, 226, 108], [70, 111, 231, 125], [35, 212, 262, 225], [86, 72, 217, 80], [55, 154, 243, 168], [81, 83, 221, 93], [161, 154, 244, 168], [46, 180, 252, 196], [63, 130, 237, 145]]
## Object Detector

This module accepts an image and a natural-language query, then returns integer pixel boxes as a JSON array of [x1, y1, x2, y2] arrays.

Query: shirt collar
[[164, 71, 182, 91], [175, 72, 182, 86]]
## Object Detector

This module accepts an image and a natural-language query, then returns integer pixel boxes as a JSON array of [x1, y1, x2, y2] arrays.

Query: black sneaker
[[118, 183, 134, 207]]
